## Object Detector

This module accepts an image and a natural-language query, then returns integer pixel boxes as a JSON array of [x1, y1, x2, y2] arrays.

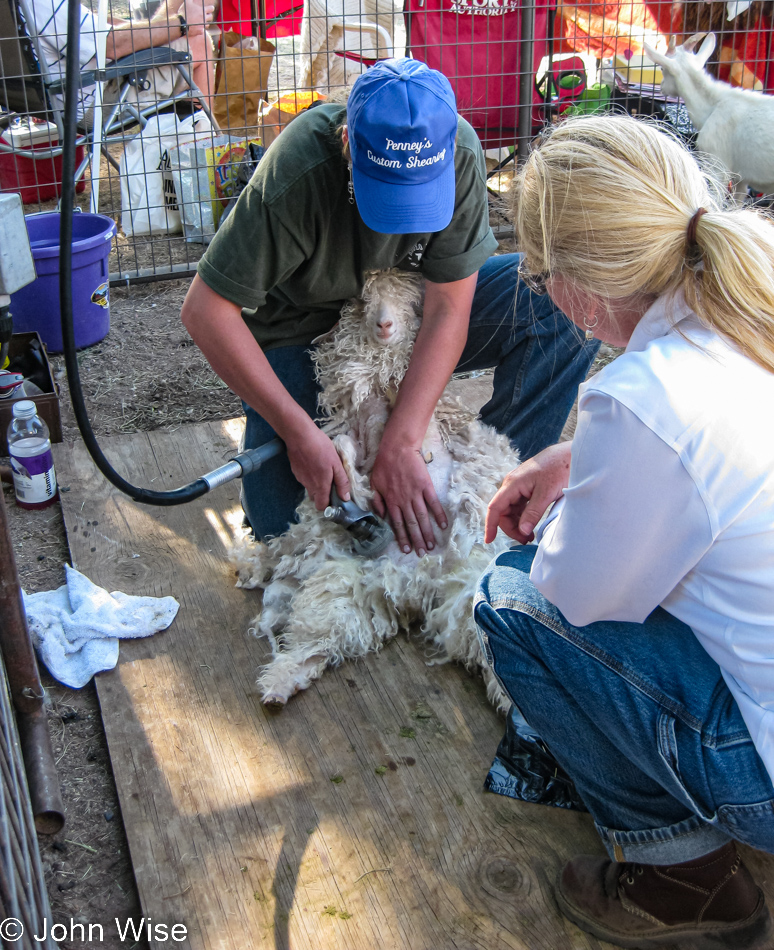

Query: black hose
[[59, 1, 215, 505]]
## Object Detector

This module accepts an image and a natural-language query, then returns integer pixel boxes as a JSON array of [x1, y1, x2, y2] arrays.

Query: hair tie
[[686, 208, 707, 249]]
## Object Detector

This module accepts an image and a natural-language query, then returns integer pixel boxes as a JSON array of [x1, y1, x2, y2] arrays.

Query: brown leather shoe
[[557, 842, 773, 949]]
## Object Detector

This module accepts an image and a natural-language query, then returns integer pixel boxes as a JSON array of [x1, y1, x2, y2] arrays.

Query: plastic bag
[[119, 111, 213, 236], [484, 705, 588, 811], [166, 135, 263, 243]]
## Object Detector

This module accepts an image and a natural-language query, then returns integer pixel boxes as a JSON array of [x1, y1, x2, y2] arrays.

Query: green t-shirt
[[197, 103, 498, 351]]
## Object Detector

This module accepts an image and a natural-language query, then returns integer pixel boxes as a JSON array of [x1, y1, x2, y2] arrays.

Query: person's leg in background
[[152, 33, 215, 112], [458, 253, 600, 460], [474, 547, 774, 949], [184, 28, 215, 107], [166, 0, 218, 108], [128, 33, 215, 114], [240, 345, 320, 540]]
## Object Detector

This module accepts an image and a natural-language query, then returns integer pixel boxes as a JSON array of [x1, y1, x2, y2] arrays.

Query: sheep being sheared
[[232, 269, 522, 710]]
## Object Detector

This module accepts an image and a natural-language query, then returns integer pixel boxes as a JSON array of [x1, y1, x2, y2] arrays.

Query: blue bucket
[[9, 212, 116, 353]]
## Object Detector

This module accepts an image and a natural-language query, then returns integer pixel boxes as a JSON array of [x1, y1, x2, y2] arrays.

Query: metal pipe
[[108, 263, 198, 288], [254, 0, 268, 42], [15, 712, 64, 836], [201, 438, 285, 491], [517, 0, 536, 167], [0, 492, 64, 835]]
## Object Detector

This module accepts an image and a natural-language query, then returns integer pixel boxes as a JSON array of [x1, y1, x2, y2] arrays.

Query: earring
[[584, 314, 598, 342], [348, 164, 355, 205]]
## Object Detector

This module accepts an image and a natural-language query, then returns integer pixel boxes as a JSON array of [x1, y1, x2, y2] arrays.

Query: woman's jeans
[[474, 545, 774, 865], [241, 253, 599, 538]]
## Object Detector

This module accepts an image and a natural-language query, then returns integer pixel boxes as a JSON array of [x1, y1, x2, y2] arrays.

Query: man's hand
[[366, 274, 475, 556], [285, 424, 351, 512], [181, 277, 348, 512], [179, 0, 214, 34], [485, 442, 572, 544], [370, 444, 447, 556]]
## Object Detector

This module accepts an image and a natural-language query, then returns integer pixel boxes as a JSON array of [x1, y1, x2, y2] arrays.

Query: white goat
[[644, 33, 774, 198], [232, 269, 521, 711]]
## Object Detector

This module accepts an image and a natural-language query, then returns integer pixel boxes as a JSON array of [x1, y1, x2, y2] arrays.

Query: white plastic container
[[0, 118, 60, 149], [0, 370, 44, 399], [7, 399, 58, 510]]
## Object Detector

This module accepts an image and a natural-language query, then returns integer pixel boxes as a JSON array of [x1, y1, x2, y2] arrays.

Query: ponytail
[[683, 210, 774, 372], [515, 115, 774, 373]]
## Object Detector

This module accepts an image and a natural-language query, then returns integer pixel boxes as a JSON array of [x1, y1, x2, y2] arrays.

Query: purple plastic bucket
[[9, 212, 116, 353]]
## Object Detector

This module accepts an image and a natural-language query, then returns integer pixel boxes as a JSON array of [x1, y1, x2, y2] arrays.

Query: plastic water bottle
[[7, 400, 58, 510]]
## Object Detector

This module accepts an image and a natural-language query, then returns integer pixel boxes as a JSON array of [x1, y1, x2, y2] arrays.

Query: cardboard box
[[0, 332, 62, 455], [0, 119, 86, 204], [612, 51, 664, 86]]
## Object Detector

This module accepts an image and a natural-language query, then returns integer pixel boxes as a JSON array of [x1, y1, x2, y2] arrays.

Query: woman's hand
[[285, 424, 351, 512], [370, 444, 448, 556], [485, 442, 572, 544]]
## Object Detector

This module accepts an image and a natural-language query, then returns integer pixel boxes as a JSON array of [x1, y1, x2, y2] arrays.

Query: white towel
[[23, 565, 180, 689]]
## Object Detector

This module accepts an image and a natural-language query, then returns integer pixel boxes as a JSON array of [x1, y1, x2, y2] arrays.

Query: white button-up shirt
[[532, 293, 774, 780], [27, 0, 100, 121]]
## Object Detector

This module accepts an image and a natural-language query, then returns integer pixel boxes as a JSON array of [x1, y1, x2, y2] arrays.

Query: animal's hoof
[[262, 693, 290, 708]]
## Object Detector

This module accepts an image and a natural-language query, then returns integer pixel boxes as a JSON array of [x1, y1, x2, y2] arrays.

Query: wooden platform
[[54, 420, 774, 950]]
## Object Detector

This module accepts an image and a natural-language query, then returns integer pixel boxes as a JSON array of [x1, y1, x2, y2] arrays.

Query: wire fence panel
[[1, 0, 773, 284], [0, 648, 56, 950]]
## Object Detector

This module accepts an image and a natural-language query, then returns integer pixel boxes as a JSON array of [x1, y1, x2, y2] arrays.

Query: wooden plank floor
[[53, 421, 774, 950]]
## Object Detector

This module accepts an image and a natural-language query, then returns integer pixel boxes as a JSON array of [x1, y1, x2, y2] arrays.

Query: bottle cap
[[11, 400, 37, 419]]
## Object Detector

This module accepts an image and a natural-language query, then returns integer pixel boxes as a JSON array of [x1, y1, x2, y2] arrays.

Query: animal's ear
[[643, 41, 672, 71], [696, 31, 716, 67], [682, 32, 707, 53]]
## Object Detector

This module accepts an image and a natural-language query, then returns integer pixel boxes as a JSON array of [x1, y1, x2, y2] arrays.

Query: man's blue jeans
[[474, 545, 774, 864], [241, 253, 599, 538]]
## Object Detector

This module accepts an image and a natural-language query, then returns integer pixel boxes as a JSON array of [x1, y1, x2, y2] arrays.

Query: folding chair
[[0, 0, 215, 199], [298, 0, 397, 91], [303, 17, 393, 91]]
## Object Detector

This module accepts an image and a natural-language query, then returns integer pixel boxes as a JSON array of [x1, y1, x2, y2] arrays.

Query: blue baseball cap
[[347, 58, 458, 234]]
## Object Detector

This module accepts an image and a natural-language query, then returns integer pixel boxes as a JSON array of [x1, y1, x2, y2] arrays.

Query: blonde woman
[[475, 115, 774, 950]]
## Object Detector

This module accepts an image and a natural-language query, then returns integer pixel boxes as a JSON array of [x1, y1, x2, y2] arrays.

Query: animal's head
[[313, 269, 426, 410], [643, 33, 716, 98], [359, 270, 424, 348]]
